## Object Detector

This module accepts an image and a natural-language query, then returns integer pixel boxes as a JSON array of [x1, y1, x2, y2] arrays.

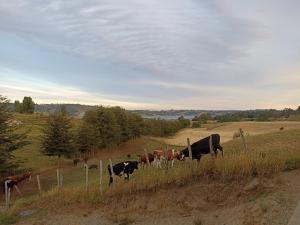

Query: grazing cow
[[73, 158, 81, 166], [178, 134, 223, 161], [107, 161, 138, 186], [2, 172, 32, 194], [139, 153, 155, 167], [153, 150, 165, 168], [88, 164, 98, 169], [165, 149, 180, 167]]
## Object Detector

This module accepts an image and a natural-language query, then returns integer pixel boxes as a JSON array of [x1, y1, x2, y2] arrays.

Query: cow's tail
[[108, 166, 113, 186]]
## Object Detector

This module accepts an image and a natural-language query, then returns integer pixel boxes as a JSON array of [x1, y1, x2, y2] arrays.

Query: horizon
[[6, 99, 299, 112], [1, 1, 300, 110]]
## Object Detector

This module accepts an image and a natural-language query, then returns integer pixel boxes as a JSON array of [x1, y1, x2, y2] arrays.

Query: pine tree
[[41, 112, 73, 164], [0, 95, 28, 173], [75, 122, 95, 156], [22, 96, 35, 114], [94, 106, 121, 148]]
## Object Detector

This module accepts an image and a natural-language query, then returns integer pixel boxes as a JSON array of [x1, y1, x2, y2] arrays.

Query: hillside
[[1, 126, 300, 225]]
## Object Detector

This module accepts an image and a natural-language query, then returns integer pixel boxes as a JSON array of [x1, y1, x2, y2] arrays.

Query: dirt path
[[14, 169, 300, 225]]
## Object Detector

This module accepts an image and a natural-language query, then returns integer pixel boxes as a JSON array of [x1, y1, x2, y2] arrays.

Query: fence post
[[7, 187, 11, 209], [209, 135, 215, 159], [37, 175, 42, 193], [99, 160, 103, 195], [144, 149, 150, 166], [60, 169, 63, 188], [5, 181, 9, 210], [56, 169, 60, 189], [109, 159, 114, 186], [239, 128, 248, 151], [85, 164, 89, 191], [187, 138, 192, 160]]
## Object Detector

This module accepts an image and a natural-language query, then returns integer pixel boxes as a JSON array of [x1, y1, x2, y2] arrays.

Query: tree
[[75, 122, 95, 156], [22, 96, 35, 114], [93, 106, 121, 148], [110, 107, 130, 142], [14, 100, 23, 113], [0, 95, 28, 173], [41, 112, 73, 165]]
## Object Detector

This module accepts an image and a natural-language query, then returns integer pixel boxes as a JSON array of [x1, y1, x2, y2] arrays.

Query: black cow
[[179, 134, 223, 161], [107, 161, 138, 186]]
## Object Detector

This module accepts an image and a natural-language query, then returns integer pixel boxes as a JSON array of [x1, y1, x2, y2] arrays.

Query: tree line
[[215, 107, 300, 122], [0, 96, 29, 175], [1, 95, 191, 174], [41, 105, 190, 160], [14, 96, 35, 114]]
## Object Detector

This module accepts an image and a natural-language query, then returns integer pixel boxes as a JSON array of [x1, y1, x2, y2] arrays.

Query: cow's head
[[132, 161, 139, 170], [177, 149, 188, 161]]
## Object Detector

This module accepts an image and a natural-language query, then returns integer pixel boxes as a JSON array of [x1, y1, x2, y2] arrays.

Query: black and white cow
[[107, 161, 138, 186], [179, 134, 223, 161]]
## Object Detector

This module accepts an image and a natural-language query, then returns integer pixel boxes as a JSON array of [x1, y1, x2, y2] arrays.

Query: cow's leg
[[14, 185, 22, 196], [124, 173, 129, 181], [109, 176, 113, 186], [158, 159, 162, 169], [171, 159, 174, 167], [217, 144, 224, 157]]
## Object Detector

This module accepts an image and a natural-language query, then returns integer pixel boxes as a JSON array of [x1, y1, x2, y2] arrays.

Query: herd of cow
[[1, 134, 223, 193], [108, 134, 223, 185]]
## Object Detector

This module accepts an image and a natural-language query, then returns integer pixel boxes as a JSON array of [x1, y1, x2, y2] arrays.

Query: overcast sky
[[0, 0, 299, 109]]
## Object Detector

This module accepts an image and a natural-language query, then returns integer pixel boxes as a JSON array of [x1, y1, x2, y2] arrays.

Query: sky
[[0, 0, 299, 110]]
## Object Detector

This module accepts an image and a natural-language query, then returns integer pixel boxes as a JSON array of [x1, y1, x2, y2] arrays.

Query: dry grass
[[9, 129, 299, 212], [155, 121, 300, 146]]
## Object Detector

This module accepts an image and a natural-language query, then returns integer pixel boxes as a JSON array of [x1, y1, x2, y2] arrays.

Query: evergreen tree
[[110, 107, 130, 142], [22, 96, 35, 114], [41, 112, 73, 163], [94, 106, 121, 148], [0, 95, 28, 173], [14, 100, 23, 113], [75, 122, 95, 155]]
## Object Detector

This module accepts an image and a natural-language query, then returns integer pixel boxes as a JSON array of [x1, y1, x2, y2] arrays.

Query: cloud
[[0, 0, 299, 109]]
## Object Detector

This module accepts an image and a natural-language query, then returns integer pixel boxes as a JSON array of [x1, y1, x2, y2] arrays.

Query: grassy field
[[2, 115, 300, 224], [7, 128, 300, 206], [154, 121, 300, 146], [12, 113, 81, 172]]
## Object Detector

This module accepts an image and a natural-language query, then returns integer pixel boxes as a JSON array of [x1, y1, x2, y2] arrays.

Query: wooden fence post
[[5, 181, 9, 210], [60, 169, 63, 187], [85, 164, 89, 191], [144, 149, 150, 166], [7, 187, 11, 209], [37, 175, 42, 193], [209, 135, 215, 159], [99, 160, 103, 195], [109, 159, 114, 186], [187, 138, 192, 160], [239, 128, 248, 151]]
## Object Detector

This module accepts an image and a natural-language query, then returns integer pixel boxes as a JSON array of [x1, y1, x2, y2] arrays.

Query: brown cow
[[139, 153, 155, 168], [165, 149, 179, 167], [2, 172, 32, 195], [153, 150, 165, 168]]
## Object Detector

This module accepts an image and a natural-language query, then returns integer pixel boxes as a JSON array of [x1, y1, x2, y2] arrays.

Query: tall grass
[[5, 129, 300, 211]]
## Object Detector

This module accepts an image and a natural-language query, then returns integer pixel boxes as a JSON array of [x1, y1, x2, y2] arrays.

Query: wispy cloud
[[0, 0, 299, 109]]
